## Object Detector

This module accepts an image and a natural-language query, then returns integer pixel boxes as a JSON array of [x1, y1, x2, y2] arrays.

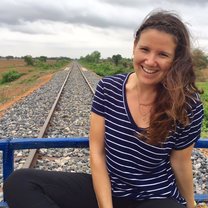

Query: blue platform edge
[[0, 137, 207, 207]]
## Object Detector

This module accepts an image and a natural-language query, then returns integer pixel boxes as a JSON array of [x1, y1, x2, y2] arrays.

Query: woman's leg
[[113, 197, 136, 208], [133, 198, 185, 208], [3, 169, 98, 208]]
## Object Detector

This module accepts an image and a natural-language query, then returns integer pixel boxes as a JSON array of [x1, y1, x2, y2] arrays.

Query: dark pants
[[3, 169, 185, 208]]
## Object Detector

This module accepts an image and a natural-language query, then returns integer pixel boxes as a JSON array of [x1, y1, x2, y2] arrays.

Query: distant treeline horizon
[[0, 55, 71, 60]]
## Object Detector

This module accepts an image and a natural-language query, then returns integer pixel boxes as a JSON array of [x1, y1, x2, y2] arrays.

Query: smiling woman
[[133, 29, 176, 87], [91, 10, 204, 208], [3, 10, 204, 208]]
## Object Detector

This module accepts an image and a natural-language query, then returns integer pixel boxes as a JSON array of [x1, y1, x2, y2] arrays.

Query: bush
[[52, 59, 69, 69], [35, 60, 50, 70], [24, 55, 34, 66], [1, 71, 23, 84], [34, 59, 69, 71], [192, 48, 208, 70], [39, 56, 47, 62], [80, 60, 132, 77]]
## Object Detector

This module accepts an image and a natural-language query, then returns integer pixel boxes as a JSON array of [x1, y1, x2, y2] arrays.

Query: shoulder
[[186, 93, 203, 113], [185, 93, 204, 122], [102, 73, 128, 84], [99, 73, 129, 89]]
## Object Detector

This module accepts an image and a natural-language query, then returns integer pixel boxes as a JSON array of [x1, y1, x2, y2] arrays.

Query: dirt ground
[[0, 59, 57, 116], [0, 73, 53, 117]]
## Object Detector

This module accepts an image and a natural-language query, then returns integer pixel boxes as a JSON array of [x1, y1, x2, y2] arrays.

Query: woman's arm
[[89, 112, 113, 208], [170, 144, 195, 208]]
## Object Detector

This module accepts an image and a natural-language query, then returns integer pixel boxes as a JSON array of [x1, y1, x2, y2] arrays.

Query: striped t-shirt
[[91, 73, 204, 205]]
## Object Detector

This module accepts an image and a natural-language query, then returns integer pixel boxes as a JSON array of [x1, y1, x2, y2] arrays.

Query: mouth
[[141, 65, 158, 74]]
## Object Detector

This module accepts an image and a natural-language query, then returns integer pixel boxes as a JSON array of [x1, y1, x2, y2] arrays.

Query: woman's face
[[133, 29, 177, 87]]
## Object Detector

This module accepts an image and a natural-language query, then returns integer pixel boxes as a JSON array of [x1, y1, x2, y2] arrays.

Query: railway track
[[0, 60, 100, 177], [22, 61, 95, 169]]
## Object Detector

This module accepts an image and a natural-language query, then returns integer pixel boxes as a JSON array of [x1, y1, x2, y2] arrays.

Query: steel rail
[[77, 63, 95, 94], [23, 63, 74, 168]]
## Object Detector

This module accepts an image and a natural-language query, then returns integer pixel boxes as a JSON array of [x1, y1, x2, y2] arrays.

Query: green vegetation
[[192, 48, 208, 71], [35, 59, 69, 71], [0, 70, 24, 84], [192, 48, 208, 82], [80, 51, 133, 76], [112, 54, 122, 66], [0, 57, 70, 85], [24, 55, 34, 66], [23, 55, 70, 71], [0, 57, 71, 105], [18, 74, 41, 85], [80, 61, 133, 76], [38, 56, 47, 62], [197, 82, 208, 138]]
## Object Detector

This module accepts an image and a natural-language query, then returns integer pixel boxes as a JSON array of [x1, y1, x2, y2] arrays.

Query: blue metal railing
[[0, 137, 208, 207]]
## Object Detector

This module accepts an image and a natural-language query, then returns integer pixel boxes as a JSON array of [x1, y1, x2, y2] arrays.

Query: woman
[[90, 10, 204, 208], [3, 10, 203, 208]]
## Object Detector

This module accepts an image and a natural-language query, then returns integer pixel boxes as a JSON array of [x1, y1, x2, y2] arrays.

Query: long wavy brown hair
[[134, 10, 202, 145]]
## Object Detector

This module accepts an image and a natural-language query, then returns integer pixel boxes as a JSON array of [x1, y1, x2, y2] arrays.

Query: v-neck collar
[[123, 72, 146, 132]]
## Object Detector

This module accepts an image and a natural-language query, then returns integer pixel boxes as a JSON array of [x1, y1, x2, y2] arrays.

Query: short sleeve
[[174, 102, 204, 150], [91, 79, 105, 117]]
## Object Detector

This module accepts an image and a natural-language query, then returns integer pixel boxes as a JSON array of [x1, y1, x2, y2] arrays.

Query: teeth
[[142, 66, 157, 74]]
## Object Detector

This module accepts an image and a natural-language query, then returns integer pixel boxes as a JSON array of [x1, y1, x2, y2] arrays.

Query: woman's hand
[[186, 201, 196, 208]]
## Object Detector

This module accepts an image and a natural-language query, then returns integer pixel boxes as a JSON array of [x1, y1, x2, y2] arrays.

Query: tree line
[[80, 51, 128, 66]]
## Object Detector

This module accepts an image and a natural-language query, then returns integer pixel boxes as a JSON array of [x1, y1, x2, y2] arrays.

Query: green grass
[[18, 74, 40, 85], [0, 70, 24, 84], [197, 82, 208, 102], [197, 82, 208, 138], [35, 59, 69, 71], [80, 61, 133, 76]]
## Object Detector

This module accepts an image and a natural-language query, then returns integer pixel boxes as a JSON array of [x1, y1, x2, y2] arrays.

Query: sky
[[0, 0, 208, 59]]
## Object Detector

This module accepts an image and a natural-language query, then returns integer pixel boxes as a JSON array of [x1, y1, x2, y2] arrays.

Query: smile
[[141, 66, 158, 74]]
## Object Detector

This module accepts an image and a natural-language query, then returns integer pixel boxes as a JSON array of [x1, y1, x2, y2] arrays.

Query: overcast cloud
[[0, 0, 208, 58]]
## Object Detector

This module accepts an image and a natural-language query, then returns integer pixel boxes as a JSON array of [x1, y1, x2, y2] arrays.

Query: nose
[[144, 53, 157, 67]]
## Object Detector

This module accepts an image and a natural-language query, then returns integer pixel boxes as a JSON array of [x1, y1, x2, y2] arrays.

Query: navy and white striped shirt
[[91, 73, 204, 204]]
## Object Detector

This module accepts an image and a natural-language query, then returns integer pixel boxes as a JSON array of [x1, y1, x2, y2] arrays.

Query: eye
[[139, 47, 149, 53], [159, 52, 169, 58]]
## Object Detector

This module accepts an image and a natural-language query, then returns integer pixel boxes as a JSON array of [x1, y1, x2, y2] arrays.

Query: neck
[[134, 74, 157, 104]]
